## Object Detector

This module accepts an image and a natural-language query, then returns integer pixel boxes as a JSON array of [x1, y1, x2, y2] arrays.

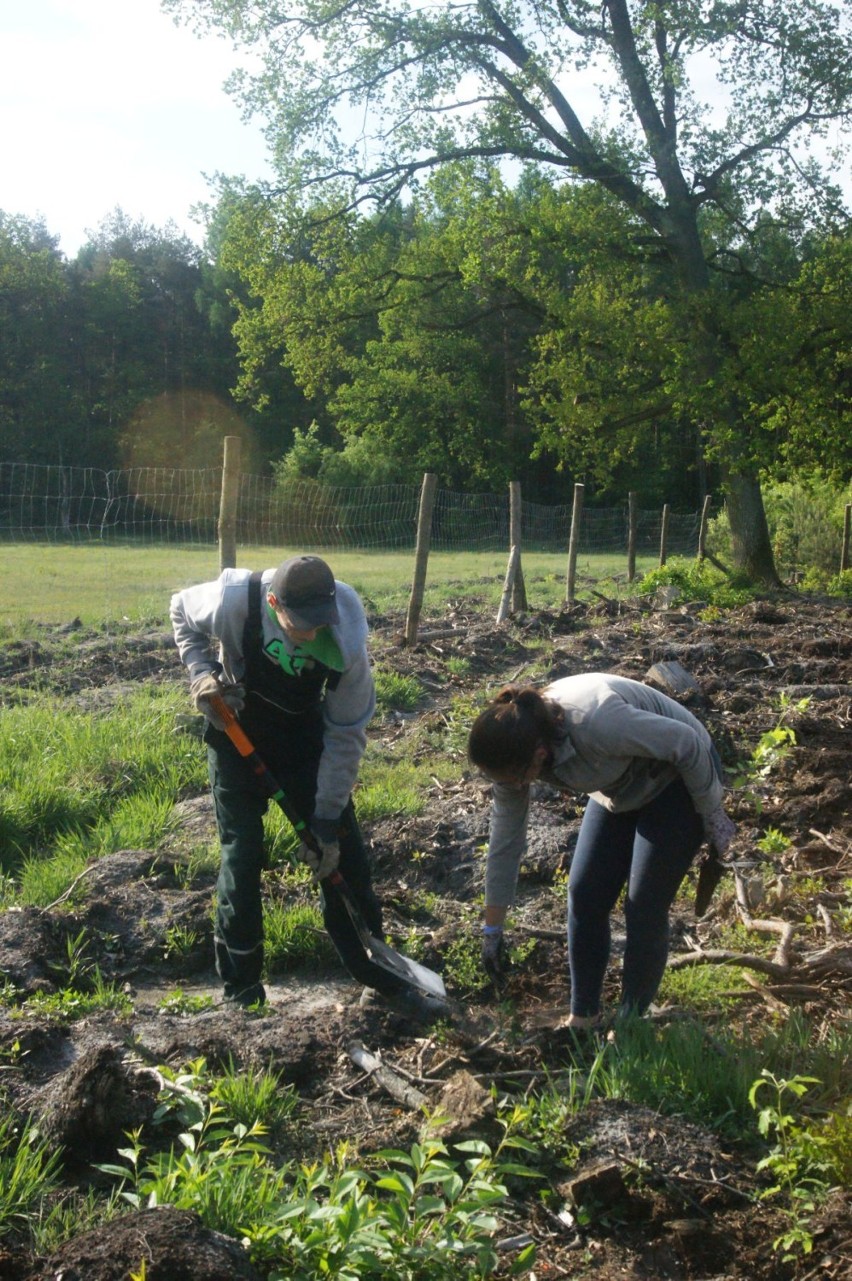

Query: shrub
[[636, 557, 752, 608]]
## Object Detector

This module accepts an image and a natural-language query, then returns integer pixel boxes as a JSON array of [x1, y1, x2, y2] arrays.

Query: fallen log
[[780, 685, 852, 700], [645, 660, 704, 701], [348, 1041, 428, 1111]]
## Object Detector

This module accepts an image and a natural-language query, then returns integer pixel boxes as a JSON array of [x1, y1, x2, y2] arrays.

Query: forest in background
[[2, 188, 849, 507]]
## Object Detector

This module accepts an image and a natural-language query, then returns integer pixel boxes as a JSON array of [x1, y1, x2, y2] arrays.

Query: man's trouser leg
[[208, 708, 406, 1000], [208, 743, 267, 998], [318, 801, 409, 997]]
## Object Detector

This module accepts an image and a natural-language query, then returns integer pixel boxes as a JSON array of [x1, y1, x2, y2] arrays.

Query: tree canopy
[[165, 0, 852, 581]]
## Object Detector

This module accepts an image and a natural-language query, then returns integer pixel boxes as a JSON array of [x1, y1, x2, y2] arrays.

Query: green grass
[[514, 1014, 852, 1153], [0, 685, 205, 903], [0, 1111, 64, 1239], [657, 960, 753, 1011], [264, 898, 336, 972], [210, 1058, 302, 1134], [1, 542, 659, 629]]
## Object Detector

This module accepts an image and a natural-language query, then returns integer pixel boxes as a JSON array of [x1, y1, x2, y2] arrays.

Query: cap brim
[[285, 600, 340, 630]]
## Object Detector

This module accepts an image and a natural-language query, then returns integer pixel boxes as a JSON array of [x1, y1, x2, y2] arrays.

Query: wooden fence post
[[404, 473, 438, 645], [697, 494, 712, 564], [565, 482, 585, 604], [509, 480, 527, 612], [627, 491, 637, 582], [496, 545, 521, 624], [218, 435, 241, 572], [841, 504, 851, 573], [659, 503, 670, 568]]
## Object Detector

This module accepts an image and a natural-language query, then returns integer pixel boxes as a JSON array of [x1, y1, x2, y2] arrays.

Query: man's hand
[[299, 816, 341, 882], [189, 671, 246, 730], [704, 807, 737, 857], [481, 924, 510, 981]]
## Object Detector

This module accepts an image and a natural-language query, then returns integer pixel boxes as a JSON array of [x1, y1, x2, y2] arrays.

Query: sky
[[0, 0, 273, 257], [1, 1, 847, 261]]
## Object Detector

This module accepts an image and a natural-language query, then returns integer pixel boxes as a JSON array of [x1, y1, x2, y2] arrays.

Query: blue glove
[[481, 924, 510, 980]]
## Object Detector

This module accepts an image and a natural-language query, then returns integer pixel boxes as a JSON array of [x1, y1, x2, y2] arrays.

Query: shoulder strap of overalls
[[246, 570, 264, 648]]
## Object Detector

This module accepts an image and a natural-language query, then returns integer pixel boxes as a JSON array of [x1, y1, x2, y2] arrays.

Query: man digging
[[170, 553, 444, 1020]]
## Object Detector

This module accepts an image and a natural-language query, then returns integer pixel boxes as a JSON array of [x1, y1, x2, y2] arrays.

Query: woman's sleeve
[[484, 783, 531, 908]]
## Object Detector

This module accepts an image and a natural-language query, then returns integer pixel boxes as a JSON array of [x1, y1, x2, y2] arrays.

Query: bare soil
[[0, 589, 850, 1280]]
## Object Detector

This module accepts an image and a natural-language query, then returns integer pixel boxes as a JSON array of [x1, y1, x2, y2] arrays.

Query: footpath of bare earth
[[0, 591, 849, 1280]]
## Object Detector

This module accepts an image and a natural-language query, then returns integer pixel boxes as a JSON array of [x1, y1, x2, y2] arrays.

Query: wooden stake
[[218, 435, 241, 572], [404, 472, 438, 645], [497, 545, 521, 624], [627, 491, 637, 583], [566, 483, 584, 604], [509, 480, 527, 611], [659, 502, 670, 568], [697, 494, 712, 564]]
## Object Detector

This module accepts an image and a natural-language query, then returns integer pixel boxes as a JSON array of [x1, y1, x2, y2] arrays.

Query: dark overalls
[[205, 573, 400, 1001]]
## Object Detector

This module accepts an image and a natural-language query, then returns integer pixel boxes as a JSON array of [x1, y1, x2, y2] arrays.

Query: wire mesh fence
[[0, 462, 702, 557]]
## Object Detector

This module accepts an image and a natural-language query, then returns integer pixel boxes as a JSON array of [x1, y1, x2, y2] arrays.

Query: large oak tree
[[167, 0, 851, 582]]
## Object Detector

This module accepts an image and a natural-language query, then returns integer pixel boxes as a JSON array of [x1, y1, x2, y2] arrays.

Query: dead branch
[[348, 1040, 429, 1110], [668, 950, 791, 980], [808, 829, 850, 859], [40, 864, 98, 913], [800, 945, 852, 978], [781, 684, 852, 700], [733, 875, 798, 967], [816, 903, 837, 940], [741, 973, 790, 1012]]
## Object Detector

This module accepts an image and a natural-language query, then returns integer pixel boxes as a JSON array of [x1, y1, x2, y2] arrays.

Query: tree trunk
[[667, 225, 780, 588], [723, 469, 781, 586]]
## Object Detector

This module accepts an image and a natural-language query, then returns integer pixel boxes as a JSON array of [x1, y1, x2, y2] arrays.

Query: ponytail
[[468, 685, 560, 774]]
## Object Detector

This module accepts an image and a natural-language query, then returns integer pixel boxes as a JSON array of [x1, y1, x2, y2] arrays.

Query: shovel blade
[[326, 869, 447, 1000], [366, 935, 448, 1000], [695, 853, 726, 917]]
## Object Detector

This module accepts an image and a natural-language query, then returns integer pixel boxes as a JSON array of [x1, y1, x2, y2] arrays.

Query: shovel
[[694, 849, 727, 917], [208, 694, 447, 1001]]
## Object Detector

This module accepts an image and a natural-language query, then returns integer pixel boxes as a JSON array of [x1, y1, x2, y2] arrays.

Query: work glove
[[189, 671, 246, 730], [695, 807, 736, 916], [481, 924, 510, 981], [299, 816, 341, 882], [704, 806, 737, 857]]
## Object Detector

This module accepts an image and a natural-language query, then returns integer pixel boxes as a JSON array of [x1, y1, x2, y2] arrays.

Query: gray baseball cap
[[269, 555, 339, 630]]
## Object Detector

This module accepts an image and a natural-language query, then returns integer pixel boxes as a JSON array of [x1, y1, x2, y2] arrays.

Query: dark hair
[[468, 685, 561, 774]]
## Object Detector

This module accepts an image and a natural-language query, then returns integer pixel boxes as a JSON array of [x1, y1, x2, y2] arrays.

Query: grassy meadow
[[0, 540, 660, 630]]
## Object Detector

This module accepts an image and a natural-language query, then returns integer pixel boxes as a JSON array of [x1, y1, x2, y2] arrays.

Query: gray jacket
[[170, 568, 375, 822], [485, 673, 724, 908]]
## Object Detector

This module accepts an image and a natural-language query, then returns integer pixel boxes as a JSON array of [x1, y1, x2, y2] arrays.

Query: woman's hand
[[481, 925, 510, 979]]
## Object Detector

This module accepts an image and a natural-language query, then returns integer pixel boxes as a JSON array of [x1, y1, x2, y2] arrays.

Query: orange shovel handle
[[209, 694, 255, 758]]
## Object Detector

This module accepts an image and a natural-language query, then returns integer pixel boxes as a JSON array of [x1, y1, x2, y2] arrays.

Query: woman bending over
[[467, 674, 736, 1030]]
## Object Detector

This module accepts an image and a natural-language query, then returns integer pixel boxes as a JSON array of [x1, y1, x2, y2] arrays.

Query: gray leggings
[[567, 777, 704, 1017]]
